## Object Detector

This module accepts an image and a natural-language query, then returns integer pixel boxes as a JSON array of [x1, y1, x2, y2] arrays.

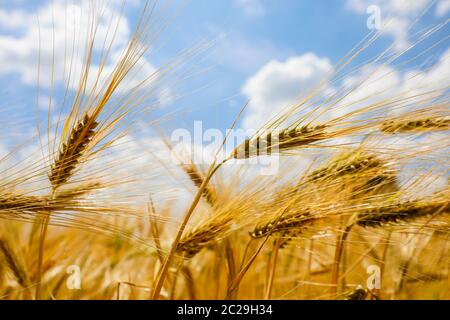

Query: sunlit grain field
[[0, 1, 449, 300]]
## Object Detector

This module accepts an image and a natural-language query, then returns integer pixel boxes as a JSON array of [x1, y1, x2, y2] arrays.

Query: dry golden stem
[[36, 116, 97, 299], [151, 160, 222, 299], [379, 232, 391, 299], [116, 281, 152, 300], [34, 181, 100, 299], [264, 238, 281, 300], [224, 239, 237, 293], [181, 266, 196, 300], [35, 212, 50, 299], [169, 259, 185, 300], [330, 224, 353, 297], [226, 237, 269, 299]]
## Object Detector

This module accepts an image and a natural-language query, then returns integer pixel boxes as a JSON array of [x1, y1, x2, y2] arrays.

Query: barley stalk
[[37, 113, 98, 299], [151, 160, 222, 299]]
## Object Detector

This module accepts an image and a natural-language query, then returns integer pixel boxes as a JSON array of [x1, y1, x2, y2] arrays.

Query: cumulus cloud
[[346, 0, 432, 16], [0, 8, 29, 29], [241, 53, 332, 129], [235, 0, 266, 18], [436, 0, 450, 16], [345, 0, 448, 51], [0, 2, 126, 84], [337, 48, 449, 118], [401, 49, 450, 95], [241, 46, 449, 129], [0, 1, 170, 103]]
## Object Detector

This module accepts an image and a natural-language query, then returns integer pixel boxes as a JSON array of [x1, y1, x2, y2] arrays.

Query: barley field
[[0, 1, 449, 300]]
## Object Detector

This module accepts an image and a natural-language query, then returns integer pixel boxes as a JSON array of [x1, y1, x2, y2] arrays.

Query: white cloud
[[241, 46, 449, 129], [401, 48, 450, 95], [327, 64, 402, 119], [0, 8, 28, 29], [0, 2, 126, 84], [345, 0, 448, 51], [235, 0, 266, 18], [327, 49, 449, 119], [436, 0, 450, 16], [346, 0, 430, 15], [0, 142, 7, 159], [0, 1, 165, 100], [241, 53, 332, 129]]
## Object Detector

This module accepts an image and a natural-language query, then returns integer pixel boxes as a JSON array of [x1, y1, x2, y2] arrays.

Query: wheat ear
[[1, 183, 100, 219], [176, 216, 232, 258], [250, 211, 314, 239], [49, 114, 98, 188], [0, 238, 30, 291], [380, 117, 449, 134], [182, 163, 217, 206], [308, 153, 383, 182], [0, 193, 48, 212], [232, 124, 328, 159], [356, 199, 449, 227], [35, 114, 97, 299]]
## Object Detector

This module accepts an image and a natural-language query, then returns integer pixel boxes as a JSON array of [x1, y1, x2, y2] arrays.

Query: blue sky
[[0, 0, 448, 206], [0, 0, 449, 139]]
